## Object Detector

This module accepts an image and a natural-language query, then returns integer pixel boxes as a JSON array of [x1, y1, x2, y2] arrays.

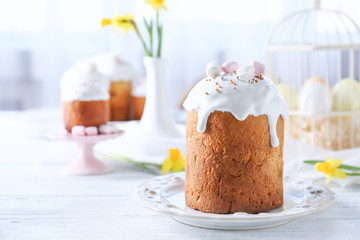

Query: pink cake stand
[[46, 130, 123, 175]]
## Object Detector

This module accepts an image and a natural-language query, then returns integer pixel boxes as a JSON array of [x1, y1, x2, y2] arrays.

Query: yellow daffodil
[[315, 157, 347, 183], [101, 13, 135, 35], [144, 0, 168, 11], [161, 148, 185, 174], [101, 19, 112, 27]]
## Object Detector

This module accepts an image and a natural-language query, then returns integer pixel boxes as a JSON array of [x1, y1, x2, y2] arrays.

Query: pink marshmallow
[[251, 61, 265, 75], [221, 61, 240, 73], [71, 126, 86, 137], [85, 126, 99, 136]]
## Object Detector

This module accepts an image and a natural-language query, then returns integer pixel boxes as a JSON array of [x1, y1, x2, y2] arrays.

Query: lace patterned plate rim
[[132, 172, 336, 230]]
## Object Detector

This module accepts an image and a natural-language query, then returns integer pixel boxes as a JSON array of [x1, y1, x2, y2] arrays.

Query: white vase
[[140, 56, 180, 137]]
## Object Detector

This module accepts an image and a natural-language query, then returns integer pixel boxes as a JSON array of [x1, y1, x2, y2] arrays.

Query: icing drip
[[132, 83, 146, 97], [183, 65, 288, 148]]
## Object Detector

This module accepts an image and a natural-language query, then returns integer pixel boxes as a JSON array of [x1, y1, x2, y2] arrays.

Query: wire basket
[[265, 0, 360, 150]]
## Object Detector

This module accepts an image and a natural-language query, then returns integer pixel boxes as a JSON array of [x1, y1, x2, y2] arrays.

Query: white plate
[[133, 172, 336, 230]]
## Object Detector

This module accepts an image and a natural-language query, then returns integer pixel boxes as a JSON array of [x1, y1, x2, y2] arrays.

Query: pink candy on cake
[[221, 61, 240, 73], [251, 61, 265, 75], [220, 60, 265, 75]]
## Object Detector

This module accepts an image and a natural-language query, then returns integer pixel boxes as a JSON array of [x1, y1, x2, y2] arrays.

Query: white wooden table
[[0, 108, 359, 240]]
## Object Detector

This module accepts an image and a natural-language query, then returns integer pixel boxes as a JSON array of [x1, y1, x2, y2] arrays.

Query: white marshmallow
[[236, 64, 255, 80], [99, 124, 114, 134], [99, 123, 121, 134], [206, 62, 221, 77]]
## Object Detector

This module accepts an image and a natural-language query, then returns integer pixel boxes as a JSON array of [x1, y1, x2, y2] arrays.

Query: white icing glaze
[[61, 83, 109, 101], [92, 53, 135, 82], [132, 83, 147, 97], [60, 60, 110, 91], [183, 67, 288, 148]]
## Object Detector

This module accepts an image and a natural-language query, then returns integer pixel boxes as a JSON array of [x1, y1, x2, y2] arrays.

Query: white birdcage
[[265, 0, 360, 150]]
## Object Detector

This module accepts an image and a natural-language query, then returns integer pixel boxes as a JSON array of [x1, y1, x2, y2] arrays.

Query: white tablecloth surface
[[0, 108, 359, 240]]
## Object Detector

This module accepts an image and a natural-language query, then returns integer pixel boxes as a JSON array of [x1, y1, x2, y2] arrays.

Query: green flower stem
[[336, 164, 360, 171], [346, 173, 360, 176], [156, 10, 162, 57], [304, 160, 360, 171], [143, 17, 153, 56], [138, 162, 162, 168], [131, 20, 152, 57], [110, 152, 160, 175], [149, 19, 154, 56]]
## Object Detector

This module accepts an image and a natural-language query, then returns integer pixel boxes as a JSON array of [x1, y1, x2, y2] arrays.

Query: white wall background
[[0, 0, 359, 110]]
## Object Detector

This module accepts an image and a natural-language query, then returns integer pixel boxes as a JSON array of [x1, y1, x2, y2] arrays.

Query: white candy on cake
[[236, 63, 255, 79], [205, 62, 222, 77]]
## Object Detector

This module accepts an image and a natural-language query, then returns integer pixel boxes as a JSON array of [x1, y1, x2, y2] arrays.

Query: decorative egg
[[277, 83, 298, 110], [332, 78, 360, 111], [206, 62, 221, 77], [298, 77, 332, 114]]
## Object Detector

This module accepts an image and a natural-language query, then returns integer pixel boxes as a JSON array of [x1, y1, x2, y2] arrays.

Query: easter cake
[[60, 62, 110, 132], [92, 53, 134, 121], [183, 61, 288, 214]]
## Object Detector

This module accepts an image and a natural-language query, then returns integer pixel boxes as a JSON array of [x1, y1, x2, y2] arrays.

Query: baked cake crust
[[185, 110, 284, 214], [110, 81, 132, 121], [62, 100, 109, 132], [132, 96, 145, 120]]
